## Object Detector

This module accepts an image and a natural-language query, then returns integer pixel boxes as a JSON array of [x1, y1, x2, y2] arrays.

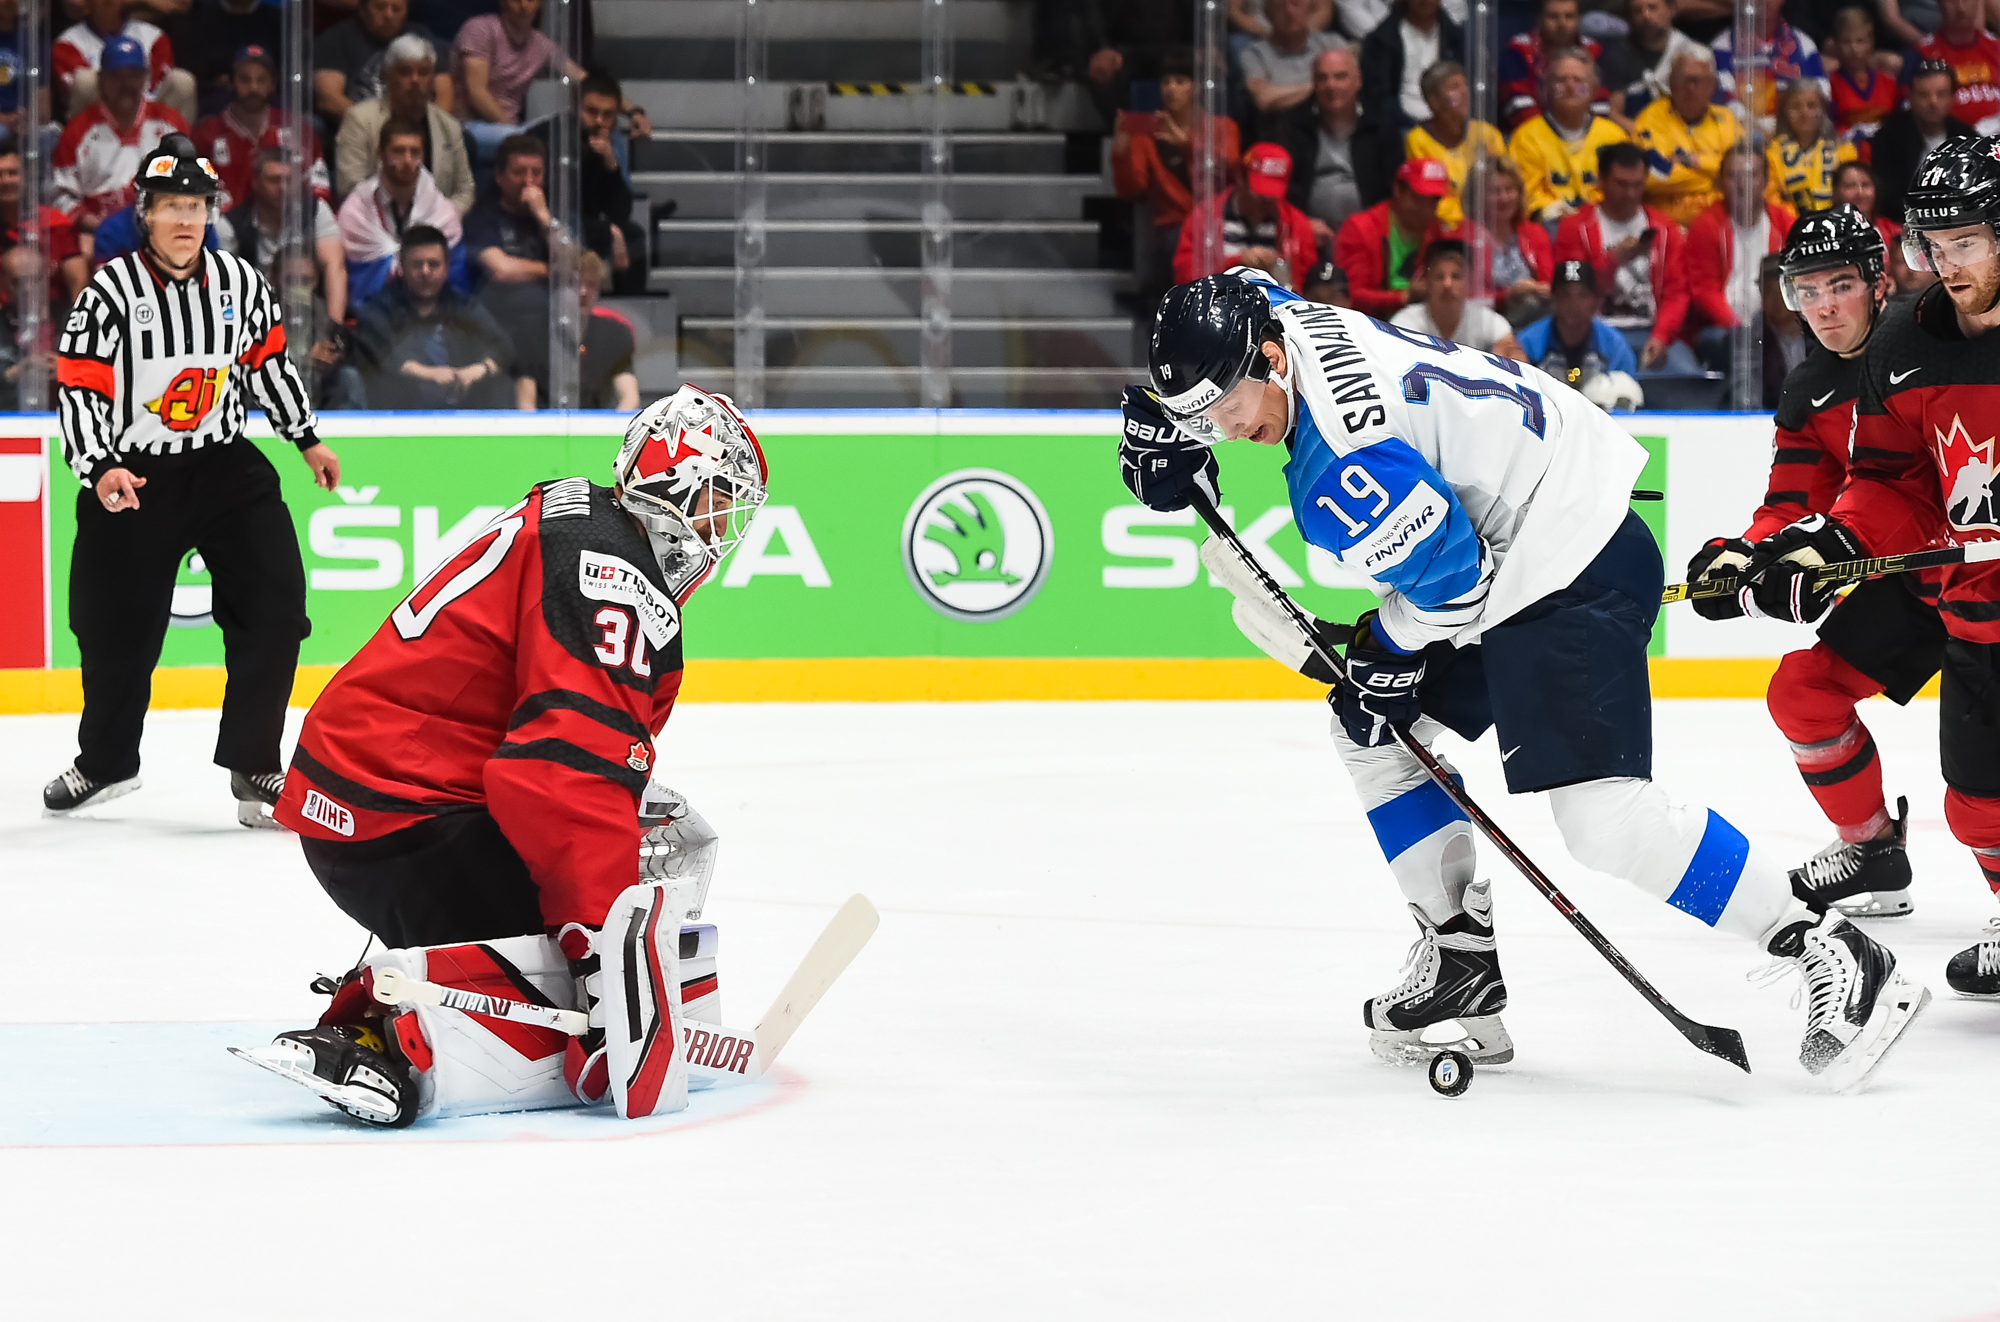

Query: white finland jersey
[[1248, 271, 1649, 650], [56, 246, 318, 487]]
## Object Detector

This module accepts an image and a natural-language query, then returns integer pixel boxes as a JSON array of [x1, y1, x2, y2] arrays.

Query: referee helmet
[[135, 134, 221, 239]]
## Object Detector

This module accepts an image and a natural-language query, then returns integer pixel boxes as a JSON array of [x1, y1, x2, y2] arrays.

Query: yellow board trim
[[0, 657, 1946, 712]]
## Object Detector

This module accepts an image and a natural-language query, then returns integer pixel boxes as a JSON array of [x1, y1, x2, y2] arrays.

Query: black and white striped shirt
[[56, 247, 319, 487]]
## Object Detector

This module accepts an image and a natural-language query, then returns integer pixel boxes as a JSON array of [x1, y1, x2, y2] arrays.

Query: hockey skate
[[230, 770, 285, 830], [1945, 916, 2000, 1000], [230, 1023, 419, 1127], [1364, 879, 1513, 1066], [1788, 798, 1914, 918], [1757, 910, 1929, 1093], [42, 764, 140, 816]]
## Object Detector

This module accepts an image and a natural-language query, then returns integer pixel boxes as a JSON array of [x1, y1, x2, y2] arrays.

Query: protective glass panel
[[1728, 0, 1766, 411], [11, 0, 52, 412]]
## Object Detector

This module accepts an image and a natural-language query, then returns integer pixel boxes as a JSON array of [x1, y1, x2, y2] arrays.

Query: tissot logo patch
[[578, 550, 679, 647]]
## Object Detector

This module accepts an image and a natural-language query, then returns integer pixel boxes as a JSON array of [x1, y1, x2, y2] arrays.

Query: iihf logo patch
[[219, 291, 235, 323]]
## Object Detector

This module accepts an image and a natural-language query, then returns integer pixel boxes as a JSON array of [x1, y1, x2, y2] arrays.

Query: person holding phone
[[1112, 47, 1239, 296]]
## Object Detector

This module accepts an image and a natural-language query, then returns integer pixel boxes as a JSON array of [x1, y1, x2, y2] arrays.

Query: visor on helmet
[[1779, 263, 1870, 313], [1903, 223, 2000, 273]]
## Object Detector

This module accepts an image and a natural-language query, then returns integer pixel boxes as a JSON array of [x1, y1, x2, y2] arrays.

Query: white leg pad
[[1333, 715, 1479, 926], [600, 883, 690, 1118], [369, 935, 578, 1122], [1546, 777, 1807, 943]]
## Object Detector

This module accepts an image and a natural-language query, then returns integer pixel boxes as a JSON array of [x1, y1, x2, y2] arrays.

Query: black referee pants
[[70, 441, 308, 782]]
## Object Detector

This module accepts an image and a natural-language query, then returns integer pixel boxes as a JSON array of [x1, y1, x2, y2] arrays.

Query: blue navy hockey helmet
[[1148, 274, 1282, 422]]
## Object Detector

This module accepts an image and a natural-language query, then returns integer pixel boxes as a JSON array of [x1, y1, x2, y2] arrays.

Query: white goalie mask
[[614, 386, 770, 588]]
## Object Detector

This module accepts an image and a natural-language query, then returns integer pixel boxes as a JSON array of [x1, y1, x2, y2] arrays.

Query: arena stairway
[[594, 0, 1138, 407]]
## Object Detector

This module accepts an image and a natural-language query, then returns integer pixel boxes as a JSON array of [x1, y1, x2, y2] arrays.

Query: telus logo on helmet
[[901, 469, 1053, 623]]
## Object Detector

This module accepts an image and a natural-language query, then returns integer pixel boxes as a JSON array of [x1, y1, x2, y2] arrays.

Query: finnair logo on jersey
[[301, 790, 355, 837], [579, 551, 679, 648], [1354, 483, 1447, 573]]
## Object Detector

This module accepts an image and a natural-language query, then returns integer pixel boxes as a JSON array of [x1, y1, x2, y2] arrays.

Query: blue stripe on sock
[[1666, 810, 1749, 925], [1365, 777, 1470, 861]]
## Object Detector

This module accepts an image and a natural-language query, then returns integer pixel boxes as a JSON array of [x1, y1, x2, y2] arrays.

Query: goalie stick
[[1189, 491, 1751, 1073], [1661, 540, 2000, 604], [367, 894, 881, 1078]]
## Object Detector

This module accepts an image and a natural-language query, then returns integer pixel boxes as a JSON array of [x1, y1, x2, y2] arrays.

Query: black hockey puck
[[1428, 1050, 1473, 1097]]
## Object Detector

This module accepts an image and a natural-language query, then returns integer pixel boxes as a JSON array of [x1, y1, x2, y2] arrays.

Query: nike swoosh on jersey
[[1501, 745, 1520, 762], [1889, 367, 1923, 384], [1811, 390, 1836, 407]]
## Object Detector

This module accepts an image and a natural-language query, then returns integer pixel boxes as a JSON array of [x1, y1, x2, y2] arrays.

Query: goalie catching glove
[[1743, 515, 1866, 624], [1199, 536, 1352, 682]]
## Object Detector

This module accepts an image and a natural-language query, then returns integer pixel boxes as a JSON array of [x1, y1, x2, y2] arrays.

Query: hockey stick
[[370, 966, 592, 1034], [365, 894, 880, 1076], [1189, 491, 1751, 1073], [1661, 540, 2000, 604]]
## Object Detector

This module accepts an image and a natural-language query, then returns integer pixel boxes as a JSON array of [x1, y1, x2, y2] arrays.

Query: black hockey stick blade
[[1676, 1017, 1751, 1072]]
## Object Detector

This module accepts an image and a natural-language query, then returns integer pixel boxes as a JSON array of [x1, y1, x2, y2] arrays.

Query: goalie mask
[[615, 386, 769, 591]]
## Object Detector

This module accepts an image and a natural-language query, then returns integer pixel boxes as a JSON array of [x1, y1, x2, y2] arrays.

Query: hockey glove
[[1685, 536, 1755, 621], [1118, 385, 1220, 513], [1743, 515, 1867, 624], [1332, 611, 1425, 747], [1198, 536, 1353, 683]]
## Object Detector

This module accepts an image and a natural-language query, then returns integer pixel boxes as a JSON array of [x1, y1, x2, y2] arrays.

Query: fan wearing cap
[[1515, 259, 1643, 408], [53, 0, 195, 124], [1173, 141, 1318, 289], [50, 34, 191, 235], [1332, 156, 1451, 317], [192, 45, 331, 214]]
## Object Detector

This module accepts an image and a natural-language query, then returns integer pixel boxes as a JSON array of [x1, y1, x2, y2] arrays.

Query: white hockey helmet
[[614, 385, 769, 572]]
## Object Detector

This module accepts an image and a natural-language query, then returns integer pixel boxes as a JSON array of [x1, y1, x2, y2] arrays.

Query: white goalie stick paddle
[[365, 895, 881, 1081]]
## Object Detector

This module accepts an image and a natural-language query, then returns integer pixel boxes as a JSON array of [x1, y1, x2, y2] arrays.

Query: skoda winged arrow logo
[[900, 469, 1054, 622]]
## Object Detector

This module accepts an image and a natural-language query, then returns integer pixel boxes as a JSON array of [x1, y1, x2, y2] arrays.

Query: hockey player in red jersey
[[1745, 137, 2000, 999], [1685, 207, 1943, 919], [242, 385, 769, 1124]]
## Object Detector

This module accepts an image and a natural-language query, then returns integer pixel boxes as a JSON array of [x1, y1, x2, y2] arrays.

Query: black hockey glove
[[1331, 611, 1425, 748], [1743, 515, 1867, 624], [1118, 385, 1220, 513], [1685, 536, 1755, 622]]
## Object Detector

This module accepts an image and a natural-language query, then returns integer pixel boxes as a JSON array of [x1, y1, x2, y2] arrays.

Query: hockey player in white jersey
[[1119, 270, 1928, 1089]]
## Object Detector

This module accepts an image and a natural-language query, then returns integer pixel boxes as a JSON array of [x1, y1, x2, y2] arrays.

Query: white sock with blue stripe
[[1548, 777, 1807, 943], [1335, 717, 1480, 926]]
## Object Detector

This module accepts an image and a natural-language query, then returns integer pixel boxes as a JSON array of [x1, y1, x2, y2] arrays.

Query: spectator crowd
[[3, 0, 647, 413], [1104, 0, 1973, 405]]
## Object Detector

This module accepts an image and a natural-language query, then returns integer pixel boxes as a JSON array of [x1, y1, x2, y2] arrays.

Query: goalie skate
[[1788, 797, 1913, 918], [229, 1024, 418, 1127], [1758, 910, 1930, 1093], [1364, 879, 1514, 1066]]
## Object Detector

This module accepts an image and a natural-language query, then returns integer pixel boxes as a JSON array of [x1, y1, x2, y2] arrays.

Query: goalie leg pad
[[367, 935, 580, 1121], [599, 883, 690, 1118]]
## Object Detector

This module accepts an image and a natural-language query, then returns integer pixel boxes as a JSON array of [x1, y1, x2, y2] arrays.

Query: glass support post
[[734, 0, 769, 408], [920, 0, 953, 408], [544, 0, 583, 411], [276, 0, 308, 394], [17, 0, 47, 411], [1729, 0, 1765, 411], [1465, 0, 1496, 311], [1191, 0, 1227, 279]]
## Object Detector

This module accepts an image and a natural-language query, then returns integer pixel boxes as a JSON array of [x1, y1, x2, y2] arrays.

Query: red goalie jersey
[[276, 476, 685, 929]]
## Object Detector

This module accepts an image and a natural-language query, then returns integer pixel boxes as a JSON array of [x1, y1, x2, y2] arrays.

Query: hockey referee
[[44, 133, 339, 827]]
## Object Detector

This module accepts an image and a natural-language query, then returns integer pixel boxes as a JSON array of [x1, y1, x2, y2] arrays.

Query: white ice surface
[[3, 699, 1999, 1321]]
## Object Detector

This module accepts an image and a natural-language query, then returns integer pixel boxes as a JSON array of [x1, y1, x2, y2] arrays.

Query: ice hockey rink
[[3, 696, 1997, 1321]]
